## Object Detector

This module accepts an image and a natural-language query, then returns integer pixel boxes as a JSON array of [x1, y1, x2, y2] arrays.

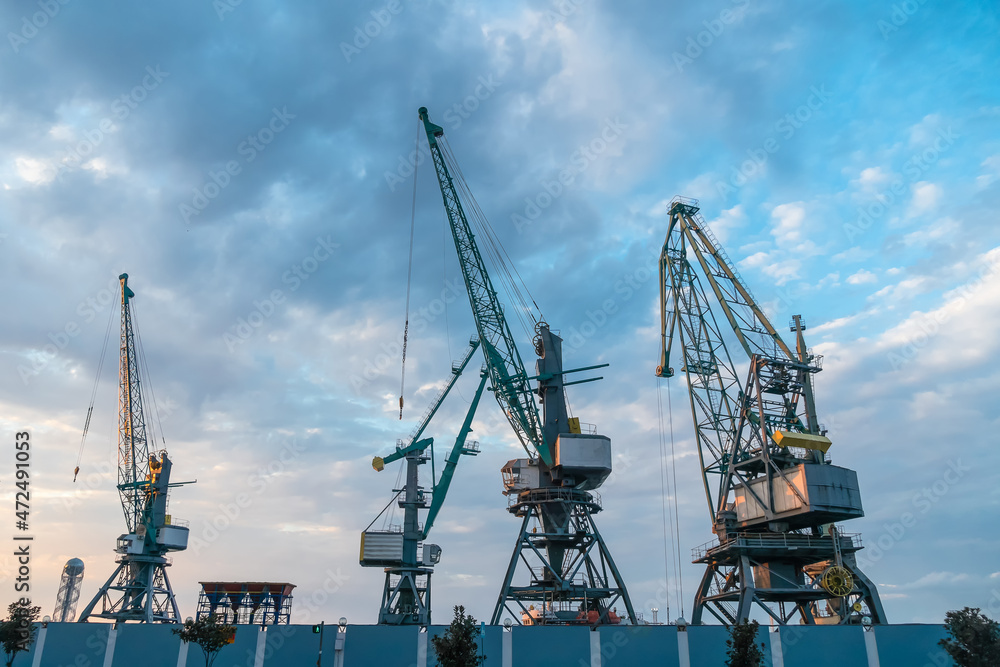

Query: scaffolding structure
[[195, 582, 295, 625]]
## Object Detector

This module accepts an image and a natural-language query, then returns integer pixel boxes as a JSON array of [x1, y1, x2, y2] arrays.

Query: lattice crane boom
[[417, 107, 551, 467], [79, 274, 190, 624], [117, 275, 149, 534], [657, 197, 886, 626], [417, 106, 635, 627], [363, 338, 487, 625]]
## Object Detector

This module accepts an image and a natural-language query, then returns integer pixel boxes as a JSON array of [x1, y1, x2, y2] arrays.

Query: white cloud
[[903, 216, 959, 247], [875, 247, 1000, 366], [82, 157, 124, 180], [907, 181, 942, 218], [818, 272, 840, 288], [868, 276, 933, 306], [908, 113, 945, 147], [706, 204, 745, 244], [740, 250, 800, 285], [832, 246, 874, 264], [811, 310, 871, 334], [679, 173, 723, 202], [850, 166, 893, 199], [892, 572, 972, 589], [15, 156, 55, 185], [770, 201, 806, 244], [975, 154, 1000, 189], [847, 269, 877, 285], [48, 124, 75, 141]]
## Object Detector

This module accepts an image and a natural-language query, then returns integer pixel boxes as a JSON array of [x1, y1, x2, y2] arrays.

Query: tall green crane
[[416, 109, 551, 467], [418, 107, 635, 626], [658, 198, 885, 626]]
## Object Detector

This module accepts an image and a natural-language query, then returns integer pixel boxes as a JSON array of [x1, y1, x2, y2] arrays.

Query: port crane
[[657, 198, 885, 625], [78, 274, 191, 624], [361, 337, 488, 625], [418, 107, 635, 626]]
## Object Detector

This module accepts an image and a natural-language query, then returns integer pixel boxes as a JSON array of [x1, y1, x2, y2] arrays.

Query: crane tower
[[361, 338, 488, 625], [419, 107, 635, 626], [79, 274, 191, 624], [53, 558, 85, 623], [657, 198, 885, 626]]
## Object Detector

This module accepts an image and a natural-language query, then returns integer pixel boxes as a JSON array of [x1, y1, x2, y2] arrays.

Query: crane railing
[[692, 531, 862, 561]]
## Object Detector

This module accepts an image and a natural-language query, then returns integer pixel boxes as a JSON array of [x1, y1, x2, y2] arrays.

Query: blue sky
[[1, 0, 998, 626]]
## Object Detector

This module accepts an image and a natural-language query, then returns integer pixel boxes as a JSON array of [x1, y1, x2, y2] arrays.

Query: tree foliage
[[725, 619, 765, 667], [0, 600, 40, 667], [173, 614, 236, 667], [431, 605, 484, 667], [939, 607, 1000, 667]]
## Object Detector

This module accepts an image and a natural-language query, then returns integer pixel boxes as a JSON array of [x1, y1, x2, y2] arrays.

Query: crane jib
[[417, 107, 552, 467]]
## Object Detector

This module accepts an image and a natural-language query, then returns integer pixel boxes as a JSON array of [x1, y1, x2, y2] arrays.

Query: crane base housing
[[491, 488, 635, 626], [691, 529, 886, 626]]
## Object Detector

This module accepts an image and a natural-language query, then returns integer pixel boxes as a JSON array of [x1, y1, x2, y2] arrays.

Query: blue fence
[[17, 622, 952, 666]]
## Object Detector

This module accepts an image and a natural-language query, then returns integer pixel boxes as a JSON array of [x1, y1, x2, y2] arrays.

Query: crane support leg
[[492, 490, 635, 626]]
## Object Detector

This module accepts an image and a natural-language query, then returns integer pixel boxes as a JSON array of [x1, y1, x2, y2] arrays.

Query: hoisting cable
[[439, 138, 543, 341], [399, 119, 421, 420], [655, 377, 675, 621], [666, 376, 686, 618], [383, 459, 407, 530], [441, 139, 532, 326], [132, 302, 167, 449], [446, 140, 541, 326], [366, 489, 404, 533], [75, 301, 117, 482]]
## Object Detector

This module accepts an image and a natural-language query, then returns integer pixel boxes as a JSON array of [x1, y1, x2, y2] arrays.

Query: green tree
[[0, 599, 41, 667], [173, 614, 236, 667], [725, 619, 765, 667], [939, 607, 1000, 667], [431, 605, 484, 667]]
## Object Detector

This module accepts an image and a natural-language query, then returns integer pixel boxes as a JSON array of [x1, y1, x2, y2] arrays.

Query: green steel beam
[[408, 339, 480, 447], [421, 371, 489, 539], [418, 106, 551, 467]]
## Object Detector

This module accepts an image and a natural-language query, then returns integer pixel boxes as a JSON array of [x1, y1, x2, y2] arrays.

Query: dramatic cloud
[[1, 0, 997, 627]]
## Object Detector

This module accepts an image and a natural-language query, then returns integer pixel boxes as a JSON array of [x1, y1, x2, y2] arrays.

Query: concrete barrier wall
[[20, 622, 954, 667]]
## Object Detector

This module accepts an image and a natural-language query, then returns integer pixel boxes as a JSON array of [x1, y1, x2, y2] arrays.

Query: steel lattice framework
[[117, 276, 150, 534], [419, 107, 635, 626], [418, 108, 551, 466], [79, 274, 190, 624], [657, 198, 886, 626]]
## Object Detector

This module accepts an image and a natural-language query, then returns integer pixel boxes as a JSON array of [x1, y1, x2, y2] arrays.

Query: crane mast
[[418, 107, 635, 626], [658, 198, 885, 626], [79, 274, 191, 624], [361, 338, 487, 625]]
